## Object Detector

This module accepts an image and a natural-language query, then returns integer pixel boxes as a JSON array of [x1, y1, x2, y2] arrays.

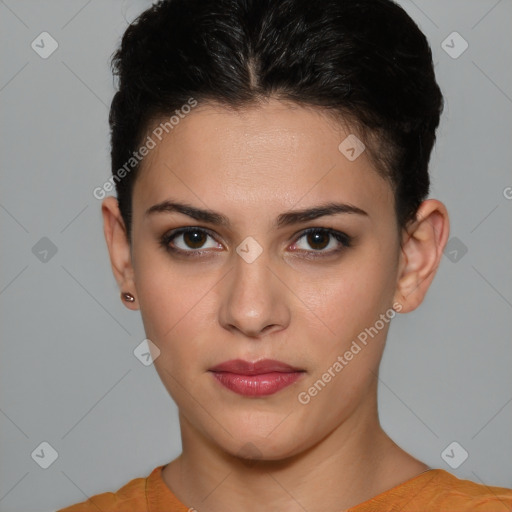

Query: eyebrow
[[145, 199, 368, 228]]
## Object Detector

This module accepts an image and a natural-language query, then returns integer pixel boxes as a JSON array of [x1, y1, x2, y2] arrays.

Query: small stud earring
[[121, 292, 135, 303]]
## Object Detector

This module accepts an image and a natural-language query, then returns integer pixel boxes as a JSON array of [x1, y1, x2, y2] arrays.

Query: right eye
[[160, 227, 223, 256]]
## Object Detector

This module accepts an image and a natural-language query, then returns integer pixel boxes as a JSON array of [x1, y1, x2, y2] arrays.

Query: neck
[[162, 389, 429, 511]]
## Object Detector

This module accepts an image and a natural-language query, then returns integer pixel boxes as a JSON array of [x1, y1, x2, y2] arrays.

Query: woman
[[60, 0, 512, 510]]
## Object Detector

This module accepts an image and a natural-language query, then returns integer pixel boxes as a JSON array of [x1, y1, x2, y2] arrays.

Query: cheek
[[132, 247, 221, 367], [133, 250, 184, 336], [301, 247, 396, 338]]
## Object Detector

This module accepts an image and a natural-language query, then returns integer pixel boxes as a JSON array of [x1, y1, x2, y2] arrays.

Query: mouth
[[208, 359, 306, 397]]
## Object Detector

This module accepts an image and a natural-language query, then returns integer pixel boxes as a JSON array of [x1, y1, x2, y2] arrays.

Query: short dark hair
[[109, 0, 443, 242]]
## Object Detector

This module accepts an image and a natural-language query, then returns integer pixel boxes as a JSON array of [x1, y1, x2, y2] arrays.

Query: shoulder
[[427, 470, 512, 510], [57, 466, 161, 512], [350, 469, 512, 512]]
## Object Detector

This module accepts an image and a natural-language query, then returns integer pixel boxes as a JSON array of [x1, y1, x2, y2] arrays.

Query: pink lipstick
[[209, 359, 305, 397]]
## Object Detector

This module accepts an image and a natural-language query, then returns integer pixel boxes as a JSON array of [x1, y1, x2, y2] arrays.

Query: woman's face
[[129, 98, 403, 460]]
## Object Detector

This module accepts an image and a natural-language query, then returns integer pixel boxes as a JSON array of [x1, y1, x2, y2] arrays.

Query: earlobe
[[394, 199, 450, 313], [101, 196, 139, 311]]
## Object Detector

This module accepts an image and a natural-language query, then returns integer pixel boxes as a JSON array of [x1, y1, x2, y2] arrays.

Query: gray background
[[0, 1, 511, 510]]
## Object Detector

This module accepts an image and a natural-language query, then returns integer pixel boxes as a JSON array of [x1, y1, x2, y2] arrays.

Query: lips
[[209, 358, 305, 397]]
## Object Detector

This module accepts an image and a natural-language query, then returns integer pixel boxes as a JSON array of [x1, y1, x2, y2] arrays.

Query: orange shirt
[[58, 466, 512, 512]]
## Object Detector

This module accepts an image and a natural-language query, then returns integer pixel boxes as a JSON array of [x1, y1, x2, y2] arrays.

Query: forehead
[[132, 99, 394, 226]]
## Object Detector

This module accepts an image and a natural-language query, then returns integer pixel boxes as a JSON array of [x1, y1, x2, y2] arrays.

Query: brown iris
[[306, 230, 330, 250], [183, 230, 207, 249]]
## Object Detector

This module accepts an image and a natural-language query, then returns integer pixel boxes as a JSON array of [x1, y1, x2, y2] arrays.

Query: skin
[[102, 98, 449, 511]]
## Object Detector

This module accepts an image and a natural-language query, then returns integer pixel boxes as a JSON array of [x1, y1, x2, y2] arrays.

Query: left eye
[[290, 228, 351, 253]]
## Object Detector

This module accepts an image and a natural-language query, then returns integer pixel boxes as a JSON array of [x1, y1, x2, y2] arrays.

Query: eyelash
[[159, 226, 352, 259]]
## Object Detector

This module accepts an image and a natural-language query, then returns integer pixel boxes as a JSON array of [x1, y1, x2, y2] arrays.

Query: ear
[[393, 199, 450, 313], [102, 196, 139, 310]]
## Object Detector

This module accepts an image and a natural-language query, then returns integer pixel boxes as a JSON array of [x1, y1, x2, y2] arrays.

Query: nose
[[219, 247, 291, 339]]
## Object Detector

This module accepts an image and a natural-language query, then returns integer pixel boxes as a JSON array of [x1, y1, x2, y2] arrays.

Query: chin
[[209, 420, 312, 463]]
